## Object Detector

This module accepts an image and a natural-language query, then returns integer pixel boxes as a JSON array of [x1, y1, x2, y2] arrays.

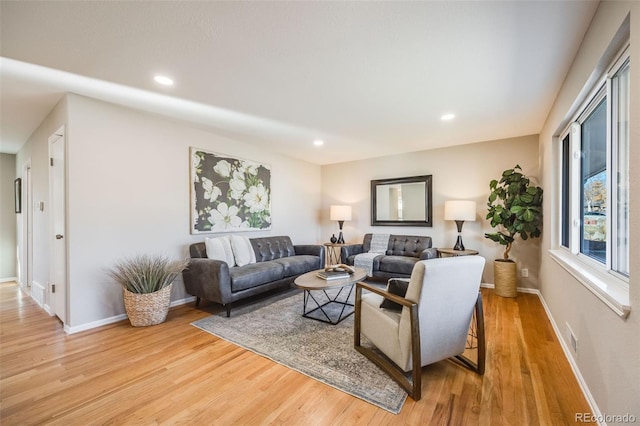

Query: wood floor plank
[[0, 282, 595, 425]]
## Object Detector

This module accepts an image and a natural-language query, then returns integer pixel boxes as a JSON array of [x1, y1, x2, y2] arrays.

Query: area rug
[[191, 288, 407, 414]]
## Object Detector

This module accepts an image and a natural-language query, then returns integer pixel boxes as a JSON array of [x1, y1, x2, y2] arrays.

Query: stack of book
[[316, 270, 350, 281]]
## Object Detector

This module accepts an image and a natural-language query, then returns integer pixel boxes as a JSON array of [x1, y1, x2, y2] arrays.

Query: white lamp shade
[[444, 200, 477, 221], [330, 205, 352, 221]]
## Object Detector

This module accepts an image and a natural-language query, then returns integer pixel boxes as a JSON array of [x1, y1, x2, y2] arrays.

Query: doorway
[[48, 126, 67, 324]]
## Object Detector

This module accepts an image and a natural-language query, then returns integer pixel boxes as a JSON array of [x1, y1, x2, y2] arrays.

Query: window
[[612, 59, 630, 276], [580, 96, 607, 264], [555, 45, 629, 316]]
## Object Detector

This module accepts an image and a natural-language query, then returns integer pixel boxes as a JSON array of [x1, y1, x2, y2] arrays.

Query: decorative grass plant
[[109, 255, 189, 294], [109, 255, 189, 326]]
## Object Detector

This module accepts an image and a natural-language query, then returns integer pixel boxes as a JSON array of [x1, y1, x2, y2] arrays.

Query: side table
[[323, 243, 349, 266], [437, 248, 479, 257]]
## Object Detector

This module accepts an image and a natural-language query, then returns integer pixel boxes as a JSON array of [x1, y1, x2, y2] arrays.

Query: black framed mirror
[[371, 175, 432, 226]]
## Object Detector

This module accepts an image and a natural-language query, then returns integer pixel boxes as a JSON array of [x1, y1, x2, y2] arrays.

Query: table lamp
[[444, 200, 476, 251], [330, 205, 352, 244]]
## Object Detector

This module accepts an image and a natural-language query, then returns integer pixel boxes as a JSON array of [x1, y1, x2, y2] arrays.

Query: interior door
[[49, 127, 67, 323]]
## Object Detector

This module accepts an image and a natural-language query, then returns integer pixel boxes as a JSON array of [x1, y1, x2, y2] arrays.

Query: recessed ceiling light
[[154, 75, 174, 86], [313, 139, 324, 146], [441, 113, 455, 121]]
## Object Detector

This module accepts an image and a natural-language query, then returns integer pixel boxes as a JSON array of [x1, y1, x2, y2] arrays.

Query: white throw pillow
[[205, 236, 236, 267], [230, 235, 257, 267]]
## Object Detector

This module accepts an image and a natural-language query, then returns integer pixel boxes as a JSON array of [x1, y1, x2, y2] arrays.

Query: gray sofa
[[341, 234, 437, 279], [183, 236, 324, 316]]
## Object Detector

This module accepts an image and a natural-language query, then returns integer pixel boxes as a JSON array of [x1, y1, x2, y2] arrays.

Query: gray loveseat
[[341, 234, 437, 279], [183, 236, 324, 316]]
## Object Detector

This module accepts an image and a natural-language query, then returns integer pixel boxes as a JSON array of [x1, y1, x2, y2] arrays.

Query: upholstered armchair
[[354, 256, 486, 400]]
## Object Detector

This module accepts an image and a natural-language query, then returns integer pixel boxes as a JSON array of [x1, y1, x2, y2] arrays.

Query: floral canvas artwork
[[191, 148, 271, 233]]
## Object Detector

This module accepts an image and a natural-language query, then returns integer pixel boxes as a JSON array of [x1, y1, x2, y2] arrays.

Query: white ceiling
[[0, 1, 598, 165]]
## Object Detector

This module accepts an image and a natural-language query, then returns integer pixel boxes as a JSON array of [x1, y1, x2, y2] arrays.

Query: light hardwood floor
[[1, 282, 594, 425]]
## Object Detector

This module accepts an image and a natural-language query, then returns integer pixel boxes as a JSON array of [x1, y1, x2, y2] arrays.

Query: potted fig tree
[[109, 254, 189, 326], [485, 165, 543, 297]]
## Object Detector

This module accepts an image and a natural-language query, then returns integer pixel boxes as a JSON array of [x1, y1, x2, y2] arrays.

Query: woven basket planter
[[494, 260, 517, 298], [123, 284, 173, 327]]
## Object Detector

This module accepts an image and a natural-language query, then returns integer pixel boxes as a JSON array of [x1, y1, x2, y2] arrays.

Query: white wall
[[538, 1, 639, 419], [321, 135, 540, 288], [64, 94, 321, 328], [1, 153, 17, 280]]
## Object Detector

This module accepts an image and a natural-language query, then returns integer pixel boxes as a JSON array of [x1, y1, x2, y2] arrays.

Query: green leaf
[[486, 165, 543, 253], [520, 194, 533, 203], [523, 209, 534, 222]]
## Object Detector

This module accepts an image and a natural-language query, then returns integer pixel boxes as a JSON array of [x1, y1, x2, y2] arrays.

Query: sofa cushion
[[346, 254, 382, 271], [273, 255, 320, 277], [378, 255, 420, 275], [361, 234, 431, 257], [387, 235, 432, 257], [251, 236, 296, 261], [205, 236, 236, 266], [230, 262, 284, 292], [230, 235, 257, 266]]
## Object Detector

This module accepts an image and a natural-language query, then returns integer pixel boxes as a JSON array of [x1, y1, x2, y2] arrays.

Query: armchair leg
[[476, 292, 486, 374], [453, 292, 485, 374], [225, 303, 231, 318], [354, 286, 362, 347], [195, 297, 201, 307]]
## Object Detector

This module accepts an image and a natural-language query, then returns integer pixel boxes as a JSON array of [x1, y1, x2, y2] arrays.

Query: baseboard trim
[[534, 290, 603, 424], [66, 313, 129, 334], [0, 277, 18, 283], [170, 295, 197, 307], [64, 295, 198, 334], [481, 283, 602, 423], [479, 283, 537, 294], [44, 303, 53, 316], [31, 281, 45, 308], [17, 280, 30, 295]]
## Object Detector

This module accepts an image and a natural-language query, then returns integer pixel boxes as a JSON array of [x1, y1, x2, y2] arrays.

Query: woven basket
[[123, 284, 173, 327], [494, 260, 517, 298]]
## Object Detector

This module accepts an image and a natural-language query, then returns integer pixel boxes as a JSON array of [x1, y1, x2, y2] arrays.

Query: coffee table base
[[302, 284, 355, 325]]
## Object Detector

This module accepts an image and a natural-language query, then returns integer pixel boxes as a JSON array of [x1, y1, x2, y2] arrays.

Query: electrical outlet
[[522, 268, 529, 277]]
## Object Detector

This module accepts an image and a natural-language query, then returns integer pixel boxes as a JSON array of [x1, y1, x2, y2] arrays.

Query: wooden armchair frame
[[354, 281, 485, 401]]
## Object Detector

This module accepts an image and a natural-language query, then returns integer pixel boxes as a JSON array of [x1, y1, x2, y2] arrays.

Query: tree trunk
[[503, 241, 512, 260]]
